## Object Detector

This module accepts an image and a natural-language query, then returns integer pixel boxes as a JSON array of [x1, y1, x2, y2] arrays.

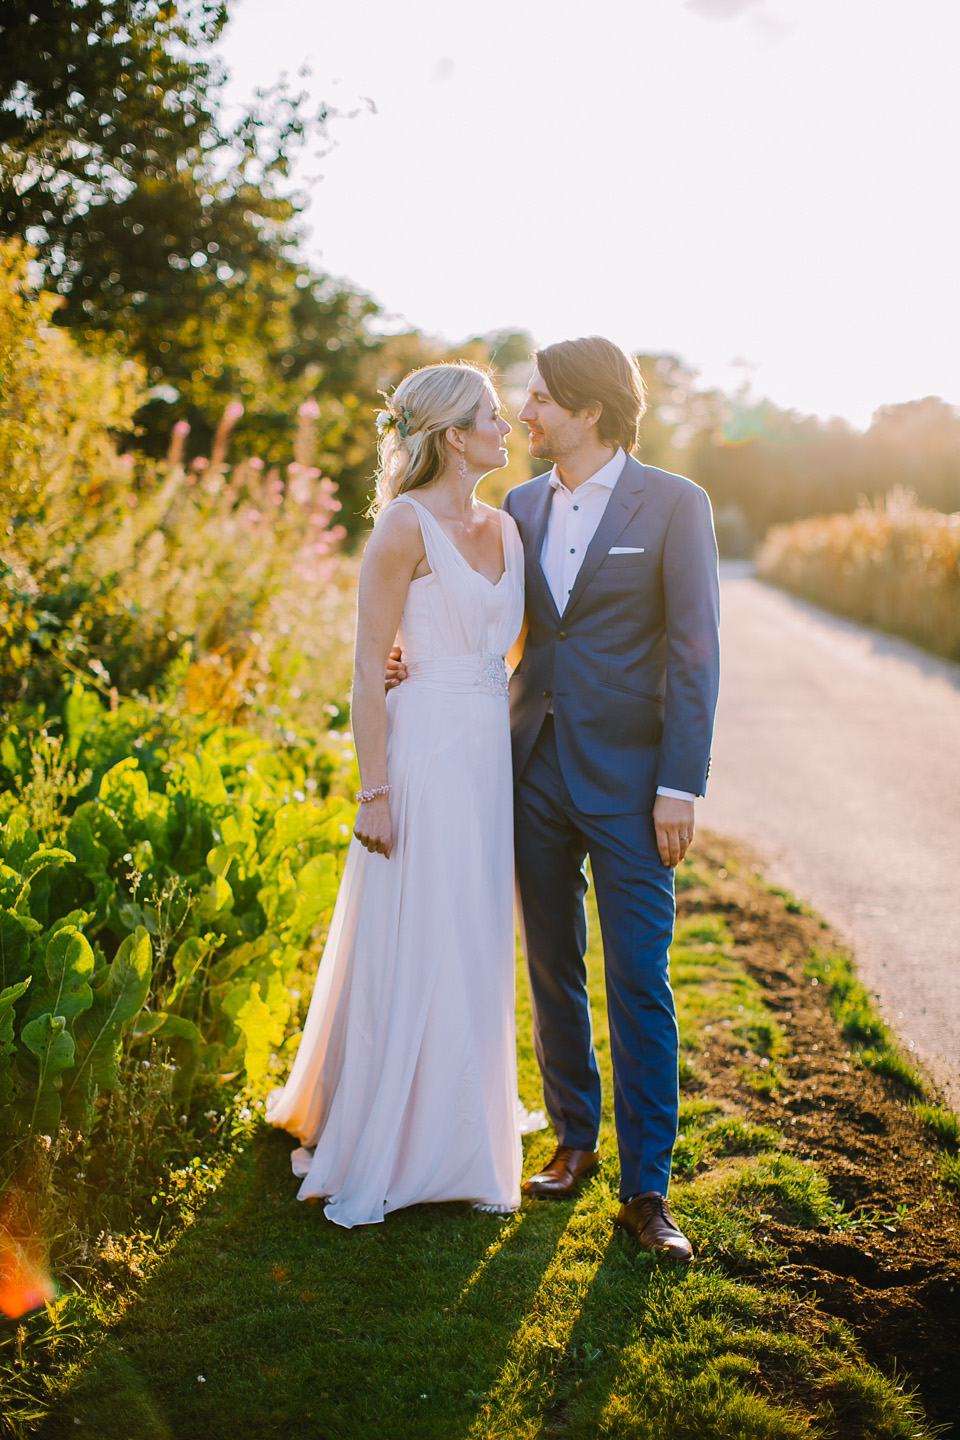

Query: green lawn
[[25, 853, 938, 1440]]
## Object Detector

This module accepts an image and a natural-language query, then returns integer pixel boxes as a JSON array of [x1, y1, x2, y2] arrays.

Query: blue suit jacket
[[502, 453, 720, 815]]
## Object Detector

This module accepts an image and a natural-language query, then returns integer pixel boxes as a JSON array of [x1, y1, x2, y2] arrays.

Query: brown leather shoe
[[616, 1192, 693, 1262], [521, 1145, 600, 1199]]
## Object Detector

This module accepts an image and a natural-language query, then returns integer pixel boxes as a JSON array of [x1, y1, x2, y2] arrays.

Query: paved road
[[697, 565, 960, 1109]]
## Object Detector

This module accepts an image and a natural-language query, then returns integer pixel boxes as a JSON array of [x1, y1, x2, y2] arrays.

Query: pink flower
[[248, 457, 265, 471], [173, 419, 191, 437], [298, 399, 321, 419]]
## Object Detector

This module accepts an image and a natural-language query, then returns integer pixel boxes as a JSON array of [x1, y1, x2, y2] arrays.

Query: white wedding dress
[[266, 495, 525, 1227]]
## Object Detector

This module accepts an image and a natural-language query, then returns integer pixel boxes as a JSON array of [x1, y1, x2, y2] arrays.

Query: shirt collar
[[548, 447, 626, 494]]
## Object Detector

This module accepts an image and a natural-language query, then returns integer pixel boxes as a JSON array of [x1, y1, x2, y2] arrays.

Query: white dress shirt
[[539, 448, 696, 804]]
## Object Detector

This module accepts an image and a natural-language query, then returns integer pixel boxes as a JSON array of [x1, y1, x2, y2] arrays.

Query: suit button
[[557, 631, 567, 640], [542, 688, 552, 699]]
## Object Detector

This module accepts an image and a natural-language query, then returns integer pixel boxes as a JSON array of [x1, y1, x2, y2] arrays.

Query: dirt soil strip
[[688, 833, 960, 1439], [698, 566, 960, 1111]]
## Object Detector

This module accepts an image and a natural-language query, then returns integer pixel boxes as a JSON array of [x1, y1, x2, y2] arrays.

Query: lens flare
[[0, 1228, 57, 1319]]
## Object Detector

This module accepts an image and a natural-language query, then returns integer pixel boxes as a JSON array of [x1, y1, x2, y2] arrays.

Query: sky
[[217, 0, 960, 429]]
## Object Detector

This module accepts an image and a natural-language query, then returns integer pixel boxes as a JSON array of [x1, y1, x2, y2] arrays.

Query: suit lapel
[[525, 476, 561, 623], [563, 455, 647, 617]]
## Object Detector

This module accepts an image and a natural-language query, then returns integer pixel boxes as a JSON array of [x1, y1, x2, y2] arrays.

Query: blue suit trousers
[[514, 716, 679, 1198]]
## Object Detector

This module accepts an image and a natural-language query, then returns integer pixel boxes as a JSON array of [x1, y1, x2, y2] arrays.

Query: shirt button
[[573, 505, 579, 512], [569, 547, 575, 554]]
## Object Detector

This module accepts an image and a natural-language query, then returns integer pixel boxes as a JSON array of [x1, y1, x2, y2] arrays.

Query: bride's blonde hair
[[371, 361, 494, 517]]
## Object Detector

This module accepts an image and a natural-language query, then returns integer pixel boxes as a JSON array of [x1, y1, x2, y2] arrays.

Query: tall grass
[[756, 488, 960, 661], [1, 416, 355, 718], [1, 240, 361, 728]]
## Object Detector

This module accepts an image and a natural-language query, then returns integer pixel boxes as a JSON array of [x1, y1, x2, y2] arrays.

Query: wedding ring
[[679, 834, 689, 842]]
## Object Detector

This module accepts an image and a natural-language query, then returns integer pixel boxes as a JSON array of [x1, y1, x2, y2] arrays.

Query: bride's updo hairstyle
[[371, 361, 493, 516]]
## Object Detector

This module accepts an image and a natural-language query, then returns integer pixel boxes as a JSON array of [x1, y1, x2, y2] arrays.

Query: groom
[[504, 336, 720, 1261]]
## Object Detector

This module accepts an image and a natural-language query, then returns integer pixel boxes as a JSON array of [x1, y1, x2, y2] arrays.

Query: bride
[[266, 361, 525, 1227]]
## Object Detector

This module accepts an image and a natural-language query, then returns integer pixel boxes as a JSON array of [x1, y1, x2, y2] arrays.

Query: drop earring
[[458, 451, 467, 482]]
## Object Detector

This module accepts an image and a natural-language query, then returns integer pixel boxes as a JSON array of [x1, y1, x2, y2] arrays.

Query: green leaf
[[0, 733, 20, 777], [65, 926, 152, 1100], [64, 810, 109, 871], [152, 1012, 204, 1050], [164, 933, 219, 1009], [47, 909, 94, 935], [196, 875, 234, 924], [20, 1011, 77, 1135], [0, 908, 34, 990], [232, 982, 283, 1084], [0, 814, 39, 870], [71, 801, 126, 863], [21, 847, 76, 881], [117, 901, 146, 932], [15, 848, 76, 908], [283, 852, 339, 939], [206, 841, 247, 881], [102, 926, 153, 1025], [0, 977, 31, 1105], [129, 1009, 167, 1040], [177, 752, 228, 810], [21, 1011, 75, 1072], [24, 926, 95, 1029], [63, 684, 104, 759], [98, 758, 151, 829]]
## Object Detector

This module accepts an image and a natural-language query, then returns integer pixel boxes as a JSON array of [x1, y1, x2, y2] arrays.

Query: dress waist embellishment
[[404, 652, 508, 697]]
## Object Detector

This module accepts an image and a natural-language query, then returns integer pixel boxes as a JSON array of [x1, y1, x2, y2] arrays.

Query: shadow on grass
[[38, 1127, 577, 1440], [461, 1216, 698, 1440]]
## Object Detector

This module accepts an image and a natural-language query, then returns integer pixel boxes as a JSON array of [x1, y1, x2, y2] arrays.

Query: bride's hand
[[354, 796, 393, 858]]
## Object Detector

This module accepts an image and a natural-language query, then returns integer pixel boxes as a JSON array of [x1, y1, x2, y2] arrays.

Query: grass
[[5, 853, 943, 1439], [911, 1102, 960, 1149], [804, 950, 925, 1096]]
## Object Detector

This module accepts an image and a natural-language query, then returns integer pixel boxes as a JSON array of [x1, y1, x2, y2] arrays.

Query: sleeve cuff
[[656, 785, 698, 802]]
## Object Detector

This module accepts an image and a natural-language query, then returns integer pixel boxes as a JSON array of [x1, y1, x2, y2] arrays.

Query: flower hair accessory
[[375, 399, 413, 440]]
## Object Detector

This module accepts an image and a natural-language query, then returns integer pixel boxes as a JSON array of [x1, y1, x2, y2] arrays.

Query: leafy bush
[[757, 488, 960, 661], [0, 241, 142, 531], [0, 689, 356, 1188]]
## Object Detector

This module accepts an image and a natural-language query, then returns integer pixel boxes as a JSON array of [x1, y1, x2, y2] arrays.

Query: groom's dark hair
[[535, 336, 647, 453]]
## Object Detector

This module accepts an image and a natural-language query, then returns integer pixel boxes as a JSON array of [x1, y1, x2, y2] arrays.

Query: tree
[[0, 1, 311, 322], [0, 0, 384, 472]]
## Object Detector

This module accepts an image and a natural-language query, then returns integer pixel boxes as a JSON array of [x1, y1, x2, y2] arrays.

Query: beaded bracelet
[[356, 784, 391, 804]]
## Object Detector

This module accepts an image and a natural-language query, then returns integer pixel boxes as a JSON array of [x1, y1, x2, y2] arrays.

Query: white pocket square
[[608, 546, 645, 554]]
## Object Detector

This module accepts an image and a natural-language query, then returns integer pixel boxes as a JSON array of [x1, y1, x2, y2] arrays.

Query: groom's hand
[[653, 795, 695, 869], [385, 645, 407, 691]]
